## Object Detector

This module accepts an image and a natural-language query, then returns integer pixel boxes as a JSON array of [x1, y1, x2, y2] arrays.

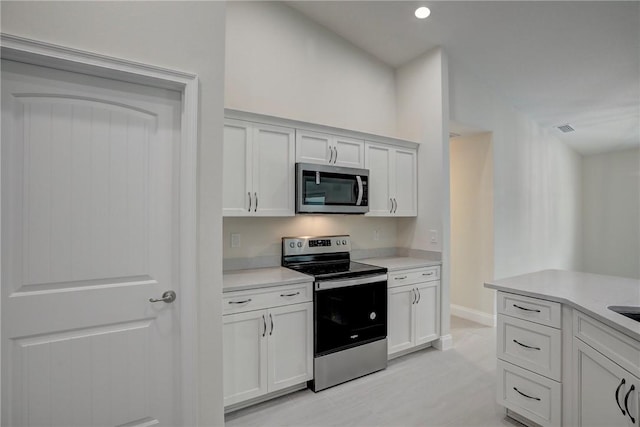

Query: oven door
[[314, 274, 387, 356], [296, 163, 369, 214]]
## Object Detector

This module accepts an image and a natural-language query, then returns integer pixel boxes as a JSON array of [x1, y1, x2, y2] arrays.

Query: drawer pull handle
[[395, 276, 408, 280], [229, 299, 252, 304], [513, 304, 541, 313], [513, 387, 541, 401], [616, 378, 626, 415], [280, 292, 300, 297], [625, 384, 635, 423], [423, 272, 434, 276], [513, 339, 541, 351]]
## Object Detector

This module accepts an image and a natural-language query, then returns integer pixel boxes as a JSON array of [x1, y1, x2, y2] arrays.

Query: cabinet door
[[393, 147, 417, 216], [365, 143, 393, 216], [223, 119, 252, 216], [223, 310, 268, 407], [414, 281, 440, 346], [333, 136, 364, 168], [574, 338, 638, 427], [267, 302, 313, 392], [296, 130, 332, 165], [388, 285, 415, 355], [252, 124, 295, 216]]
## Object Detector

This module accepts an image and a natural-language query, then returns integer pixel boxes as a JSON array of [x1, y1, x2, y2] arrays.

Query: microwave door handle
[[356, 175, 364, 206]]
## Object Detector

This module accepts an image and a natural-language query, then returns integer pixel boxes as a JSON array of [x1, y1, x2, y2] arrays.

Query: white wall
[[225, 1, 397, 137], [450, 60, 583, 280], [450, 133, 495, 323], [582, 148, 640, 279], [224, 217, 397, 260], [1, 2, 226, 425]]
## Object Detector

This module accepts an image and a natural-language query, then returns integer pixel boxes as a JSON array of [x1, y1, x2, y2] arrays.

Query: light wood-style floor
[[225, 316, 523, 427]]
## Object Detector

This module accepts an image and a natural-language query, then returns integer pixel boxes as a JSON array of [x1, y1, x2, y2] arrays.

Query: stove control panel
[[282, 235, 351, 256]]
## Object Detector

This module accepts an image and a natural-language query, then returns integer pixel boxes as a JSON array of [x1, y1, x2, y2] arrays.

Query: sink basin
[[609, 306, 640, 322]]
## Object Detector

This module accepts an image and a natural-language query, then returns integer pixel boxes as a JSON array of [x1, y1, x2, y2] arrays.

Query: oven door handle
[[355, 175, 364, 206], [315, 274, 388, 291]]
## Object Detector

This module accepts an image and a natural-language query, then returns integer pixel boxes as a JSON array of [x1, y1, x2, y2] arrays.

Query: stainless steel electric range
[[282, 235, 388, 392]]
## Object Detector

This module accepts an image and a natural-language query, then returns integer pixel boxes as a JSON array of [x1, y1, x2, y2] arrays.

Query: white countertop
[[362, 256, 441, 271], [223, 267, 313, 293], [485, 269, 640, 341]]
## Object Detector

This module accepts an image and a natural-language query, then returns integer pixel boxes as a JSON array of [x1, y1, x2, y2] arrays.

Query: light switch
[[429, 230, 438, 244], [231, 233, 241, 248]]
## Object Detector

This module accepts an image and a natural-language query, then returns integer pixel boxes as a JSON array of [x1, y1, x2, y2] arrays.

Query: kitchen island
[[485, 270, 640, 427]]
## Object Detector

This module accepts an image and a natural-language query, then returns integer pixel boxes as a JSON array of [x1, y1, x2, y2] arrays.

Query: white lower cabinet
[[574, 338, 639, 427], [387, 267, 440, 357], [223, 284, 313, 408]]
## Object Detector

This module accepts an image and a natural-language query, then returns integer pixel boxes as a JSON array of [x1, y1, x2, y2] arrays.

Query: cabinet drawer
[[389, 267, 440, 288], [498, 315, 562, 381], [498, 292, 561, 328], [497, 360, 561, 427], [223, 283, 312, 315], [574, 310, 640, 376]]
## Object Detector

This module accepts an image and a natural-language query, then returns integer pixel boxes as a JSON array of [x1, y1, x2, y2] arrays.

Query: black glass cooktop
[[286, 261, 386, 281]]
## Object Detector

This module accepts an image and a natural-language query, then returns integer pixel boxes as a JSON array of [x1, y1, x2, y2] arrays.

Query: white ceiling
[[286, 1, 640, 155]]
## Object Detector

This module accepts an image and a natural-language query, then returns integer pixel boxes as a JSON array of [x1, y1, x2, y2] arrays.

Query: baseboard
[[450, 304, 496, 327], [433, 334, 453, 351]]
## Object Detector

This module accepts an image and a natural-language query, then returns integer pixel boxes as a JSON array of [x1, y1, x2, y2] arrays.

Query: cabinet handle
[[280, 292, 300, 297], [423, 271, 434, 276], [262, 315, 267, 337], [328, 146, 334, 163], [393, 198, 398, 213], [411, 289, 416, 304], [390, 198, 394, 214], [269, 313, 274, 336], [625, 384, 635, 423], [395, 276, 408, 280], [254, 192, 258, 212], [248, 192, 252, 212], [513, 387, 541, 401], [229, 298, 252, 304], [513, 304, 541, 313], [334, 147, 338, 164], [513, 339, 541, 351], [416, 288, 421, 304], [616, 378, 627, 415]]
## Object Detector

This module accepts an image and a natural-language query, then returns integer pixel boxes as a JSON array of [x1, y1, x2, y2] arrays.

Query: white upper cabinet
[[296, 129, 364, 168], [223, 119, 295, 216], [365, 142, 417, 217]]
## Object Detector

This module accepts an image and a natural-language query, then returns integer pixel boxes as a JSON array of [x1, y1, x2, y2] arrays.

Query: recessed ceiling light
[[415, 6, 431, 19]]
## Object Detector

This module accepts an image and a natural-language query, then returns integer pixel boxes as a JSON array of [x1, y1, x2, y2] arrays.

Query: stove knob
[[289, 242, 295, 248], [342, 240, 347, 245], [336, 241, 341, 246], [297, 242, 303, 248]]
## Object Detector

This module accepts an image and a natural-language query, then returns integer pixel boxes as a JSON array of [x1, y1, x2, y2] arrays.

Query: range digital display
[[309, 239, 332, 247]]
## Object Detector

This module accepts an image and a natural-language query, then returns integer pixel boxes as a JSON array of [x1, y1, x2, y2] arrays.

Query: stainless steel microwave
[[296, 163, 369, 214]]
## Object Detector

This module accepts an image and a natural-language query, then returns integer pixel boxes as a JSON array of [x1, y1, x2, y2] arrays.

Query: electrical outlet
[[231, 233, 241, 248], [373, 230, 380, 241], [429, 230, 438, 244]]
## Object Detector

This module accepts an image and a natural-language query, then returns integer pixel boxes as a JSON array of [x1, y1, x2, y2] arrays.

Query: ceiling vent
[[556, 124, 575, 133]]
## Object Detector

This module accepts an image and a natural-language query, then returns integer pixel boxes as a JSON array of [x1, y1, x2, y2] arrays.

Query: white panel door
[[223, 119, 253, 216], [252, 124, 295, 216], [365, 143, 392, 216], [2, 60, 183, 426], [414, 282, 440, 346], [267, 302, 313, 392], [387, 285, 414, 355], [295, 130, 332, 165], [574, 339, 638, 427], [223, 310, 268, 407], [393, 148, 417, 216], [333, 136, 364, 168]]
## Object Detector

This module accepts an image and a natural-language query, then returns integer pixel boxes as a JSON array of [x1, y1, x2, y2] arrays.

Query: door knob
[[149, 290, 177, 303]]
